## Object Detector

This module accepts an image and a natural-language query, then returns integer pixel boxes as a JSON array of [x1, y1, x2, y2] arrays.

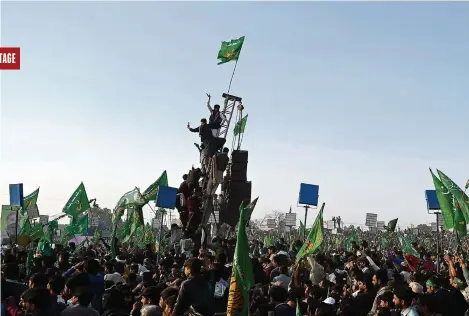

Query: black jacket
[[172, 275, 215, 316], [189, 125, 213, 143]]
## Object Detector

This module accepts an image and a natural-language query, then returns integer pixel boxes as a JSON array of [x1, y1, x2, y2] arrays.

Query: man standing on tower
[[206, 93, 226, 137]]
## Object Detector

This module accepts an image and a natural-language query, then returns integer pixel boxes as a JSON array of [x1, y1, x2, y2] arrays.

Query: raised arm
[[206, 93, 213, 112]]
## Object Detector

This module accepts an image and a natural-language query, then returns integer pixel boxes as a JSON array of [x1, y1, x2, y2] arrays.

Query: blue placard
[[9, 184, 24, 207], [425, 190, 440, 210], [299, 183, 319, 206], [155, 186, 178, 209]]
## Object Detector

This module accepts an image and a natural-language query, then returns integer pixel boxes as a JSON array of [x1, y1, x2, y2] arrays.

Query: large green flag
[[227, 198, 258, 316], [296, 203, 324, 260], [23, 188, 39, 215], [63, 183, 90, 218], [430, 169, 455, 228], [142, 171, 168, 202], [399, 234, 420, 258], [437, 170, 469, 223], [386, 218, 398, 232], [217, 36, 245, 65], [233, 115, 248, 136]]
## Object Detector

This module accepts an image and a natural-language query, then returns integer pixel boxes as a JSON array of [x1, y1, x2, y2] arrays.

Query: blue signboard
[[9, 183, 24, 207], [299, 183, 319, 206], [155, 186, 178, 209], [425, 190, 440, 210]]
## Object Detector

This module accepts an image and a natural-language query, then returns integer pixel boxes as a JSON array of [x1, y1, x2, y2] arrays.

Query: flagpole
[[227, 60, 238, 94]]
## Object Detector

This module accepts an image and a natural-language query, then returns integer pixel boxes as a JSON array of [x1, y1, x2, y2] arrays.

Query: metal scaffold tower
[[200, 93, 242, 228]]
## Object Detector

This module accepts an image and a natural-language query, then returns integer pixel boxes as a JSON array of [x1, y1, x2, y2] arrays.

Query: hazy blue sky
[[1, 2, 468, 228]]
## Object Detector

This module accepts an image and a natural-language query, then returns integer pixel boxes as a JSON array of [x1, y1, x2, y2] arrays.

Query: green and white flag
[[217, 36, 245, 65], [430, 169, 455, 229], [437, 170, 469, 223]]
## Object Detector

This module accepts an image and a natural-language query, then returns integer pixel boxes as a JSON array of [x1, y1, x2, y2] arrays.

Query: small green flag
[[233, 115, 248, 136], [63, 183, 90, 218], [29, 223, 44, 240], [345, 230, 360, 252], [66, 215, 88, 236], [93, 227, 102, 243], [296, 203, 324, 260], [142, 171, 168, 202], [37, 236, 52, 256], [399, 234, 420, 258], [386, 218, 398, 232], [263, 236, 273, 247], [226, 198, 258, 316], [129, 206, 144, 239], [299, 220, 306, 238], [217, 36, 245, 65], [23, 188, 40, 215]]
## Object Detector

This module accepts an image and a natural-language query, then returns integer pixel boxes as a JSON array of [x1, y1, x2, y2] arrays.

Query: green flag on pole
[[66, 215, 88, 236], [226, 198, 258, 316], [296, 203, 324, 260], [437, 170, 469, 223], [386, 218, 398, 232], [23, 188, 39, 215], [63, 183, 90, 218], [234, 115, 248, 136], [430, 169, 455, 229], [142, 171, 168, 202], [217, 36, 245, 65]]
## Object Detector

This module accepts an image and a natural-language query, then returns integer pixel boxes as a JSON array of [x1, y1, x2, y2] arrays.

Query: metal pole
[[157, 210, 165, 262], [304, 205, 309, 240], [15, 207, 19, 244], [436, 212, 440, 274]]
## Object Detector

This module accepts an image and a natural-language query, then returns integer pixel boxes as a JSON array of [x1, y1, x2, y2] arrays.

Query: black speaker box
[[231, 150, 248, 163], [230, 161, 248, 173], [229, 181, 252, 198]]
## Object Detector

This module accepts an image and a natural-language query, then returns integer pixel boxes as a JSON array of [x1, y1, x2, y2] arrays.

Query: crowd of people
[[1, 229, 469, 316]]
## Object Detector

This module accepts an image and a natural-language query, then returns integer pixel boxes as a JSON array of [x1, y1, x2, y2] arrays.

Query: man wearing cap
[[172, 258, 214, 316]]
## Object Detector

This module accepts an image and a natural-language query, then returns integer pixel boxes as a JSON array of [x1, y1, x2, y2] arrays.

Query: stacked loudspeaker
[[220, 150, 252, 228]]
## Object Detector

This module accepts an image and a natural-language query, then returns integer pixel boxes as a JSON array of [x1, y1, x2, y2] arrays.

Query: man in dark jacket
[[173, 258, 214, 316]]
